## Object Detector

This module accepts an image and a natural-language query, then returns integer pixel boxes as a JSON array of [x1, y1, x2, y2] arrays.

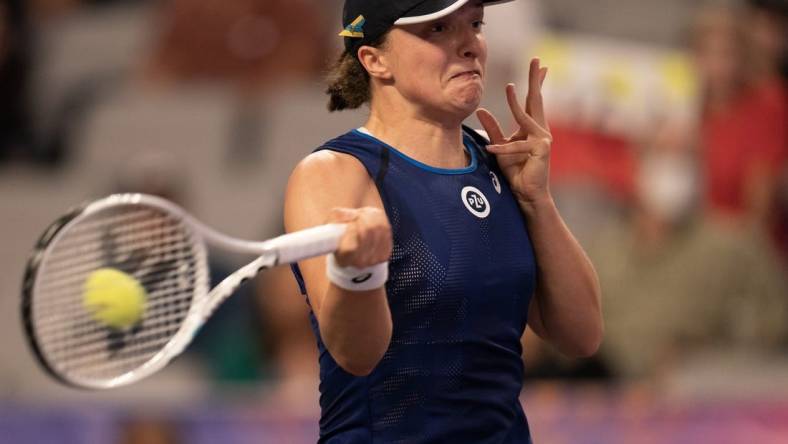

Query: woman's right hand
[[328, 207, 392, 269]]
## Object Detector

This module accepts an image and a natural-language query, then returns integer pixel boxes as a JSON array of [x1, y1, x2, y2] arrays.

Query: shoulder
[[289, 149, 371, 194], [293, 149, 368, 177], [287, 128, 386, 209], [285, 149, 377, 230]]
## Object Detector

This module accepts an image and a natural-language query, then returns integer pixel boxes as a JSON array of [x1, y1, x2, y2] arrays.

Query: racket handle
[[266, 224, 346, 264]]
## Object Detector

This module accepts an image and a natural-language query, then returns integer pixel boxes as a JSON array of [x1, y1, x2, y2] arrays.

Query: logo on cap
[[339, 15, 365, 38]]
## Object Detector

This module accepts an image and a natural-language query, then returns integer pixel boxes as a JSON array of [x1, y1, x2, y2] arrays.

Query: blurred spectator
[[146, 0, 328, 90], [587, 130, 787, 381], [522, 30, 702, 247], [0, 0, 35, 162], [744, 0, 787, 85], [694, 4, 787, 257], [743, 0, 788, 262], [524, 118, 787, 382], [549, 123, 637, 242]]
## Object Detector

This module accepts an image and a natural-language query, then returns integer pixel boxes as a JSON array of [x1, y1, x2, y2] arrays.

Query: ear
[[358, 45, 393, 80]]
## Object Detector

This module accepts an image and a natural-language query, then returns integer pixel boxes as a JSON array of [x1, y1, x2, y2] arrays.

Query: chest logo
[[461, 186, 490, 218], [490, 171, 502, 194]]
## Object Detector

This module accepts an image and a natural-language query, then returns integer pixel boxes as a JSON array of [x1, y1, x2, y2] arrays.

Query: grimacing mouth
[[450, 69, 482, 79]]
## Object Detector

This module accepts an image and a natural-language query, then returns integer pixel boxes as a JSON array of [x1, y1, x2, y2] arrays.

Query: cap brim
[[394, 0, 516, 25]]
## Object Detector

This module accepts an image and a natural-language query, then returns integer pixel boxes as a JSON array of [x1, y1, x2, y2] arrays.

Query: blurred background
[[0, 0, 786, 442]]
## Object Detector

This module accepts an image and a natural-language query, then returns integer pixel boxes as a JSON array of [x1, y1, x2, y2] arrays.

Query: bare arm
[[521, 197, 603, 357], [284, 151, 393, 376]]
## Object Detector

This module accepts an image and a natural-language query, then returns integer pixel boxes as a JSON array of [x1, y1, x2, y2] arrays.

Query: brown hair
[[325, 34, 388, 112]]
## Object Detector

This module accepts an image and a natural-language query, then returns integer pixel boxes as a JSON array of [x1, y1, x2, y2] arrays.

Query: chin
[[454, 95, 483, 116], [447, 84, 483, 112]]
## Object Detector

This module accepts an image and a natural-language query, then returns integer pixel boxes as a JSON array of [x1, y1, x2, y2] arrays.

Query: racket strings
[[40, 221, 191, 276], [36, 290, 195, 347], [48, 322, 185, 369], [35, 254, 198, 310], [30, 204, 209, 385], [38, 289, 195, 342], [39, 243, 194, 281]]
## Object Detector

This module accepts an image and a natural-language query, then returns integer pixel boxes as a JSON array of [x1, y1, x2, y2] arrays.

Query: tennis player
[[284, 1, 603, 442]]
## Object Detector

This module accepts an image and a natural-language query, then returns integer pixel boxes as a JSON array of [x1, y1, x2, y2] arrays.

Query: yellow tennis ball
[[83, 268, 147, 329]]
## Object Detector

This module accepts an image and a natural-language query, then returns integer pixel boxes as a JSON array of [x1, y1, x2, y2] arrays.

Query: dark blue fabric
[[291, 126, 537, 443]]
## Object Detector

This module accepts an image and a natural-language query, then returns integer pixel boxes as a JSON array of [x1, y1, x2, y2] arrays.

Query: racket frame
[[22, 193, 343, 389]]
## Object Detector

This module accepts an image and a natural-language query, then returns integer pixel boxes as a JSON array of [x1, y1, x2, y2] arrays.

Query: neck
[[364, 89, 469, 169]]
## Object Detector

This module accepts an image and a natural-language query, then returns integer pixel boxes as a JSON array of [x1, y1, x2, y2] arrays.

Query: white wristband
[[326, 254, 388, 292]]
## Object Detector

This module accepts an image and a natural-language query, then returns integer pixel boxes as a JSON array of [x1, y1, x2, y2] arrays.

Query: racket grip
[[267, 224, 346, 264]]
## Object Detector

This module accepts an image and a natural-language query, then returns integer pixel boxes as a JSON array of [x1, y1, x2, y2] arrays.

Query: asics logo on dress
[[461, 186, 490, 218], [490, 172, 502, 194]]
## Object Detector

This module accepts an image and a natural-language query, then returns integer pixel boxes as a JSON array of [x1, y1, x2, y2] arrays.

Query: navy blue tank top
[[291, 126, 537, 443]]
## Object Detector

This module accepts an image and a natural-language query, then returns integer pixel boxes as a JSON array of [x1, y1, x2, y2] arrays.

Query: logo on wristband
[[352, 273, 373, 284]]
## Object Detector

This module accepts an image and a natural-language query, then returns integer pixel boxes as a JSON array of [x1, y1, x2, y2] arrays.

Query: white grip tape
[[326, 254, 389, 291], [267, 224, 347, 264]]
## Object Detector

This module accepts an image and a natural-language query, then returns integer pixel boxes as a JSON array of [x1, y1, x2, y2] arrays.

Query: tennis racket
[[21, 193, 344, 390]]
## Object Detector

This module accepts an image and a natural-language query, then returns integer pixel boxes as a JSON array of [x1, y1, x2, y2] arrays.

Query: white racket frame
[[27, 193, 345, 389]]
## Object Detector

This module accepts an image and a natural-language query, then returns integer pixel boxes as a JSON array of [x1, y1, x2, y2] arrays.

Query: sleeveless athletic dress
[[291, 126, 537, 443]]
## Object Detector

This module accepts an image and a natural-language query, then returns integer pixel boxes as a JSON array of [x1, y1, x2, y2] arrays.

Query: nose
[[456, 26, 483, 60]]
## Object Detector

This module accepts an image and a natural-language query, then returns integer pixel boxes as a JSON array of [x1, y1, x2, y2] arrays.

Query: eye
[[430, 22, 446, 33], [472, 20, 486, 30]]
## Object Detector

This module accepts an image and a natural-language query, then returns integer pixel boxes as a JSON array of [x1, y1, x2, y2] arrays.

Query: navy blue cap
[[339, 0, 516, 56]]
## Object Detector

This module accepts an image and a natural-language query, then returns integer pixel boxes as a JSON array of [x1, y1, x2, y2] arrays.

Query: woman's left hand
[[476, 58, 552, 208]]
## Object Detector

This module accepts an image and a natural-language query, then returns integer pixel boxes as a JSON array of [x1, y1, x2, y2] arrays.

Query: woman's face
[[380, 1, 488, 119]]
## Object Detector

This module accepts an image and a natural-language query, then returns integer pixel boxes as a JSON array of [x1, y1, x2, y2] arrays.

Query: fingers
[[475, 108, 506, 145], [354, 209, 392, 265], [525, 58, 538, 117], [330, 207, 392, 268], [525, 58, 549, 130], [486, 137, 551, 158], [506, 84, 550, 140]]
